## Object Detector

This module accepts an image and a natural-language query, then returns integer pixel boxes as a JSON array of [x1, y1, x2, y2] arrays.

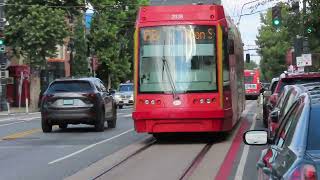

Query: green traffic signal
[[0, 39, 4, 45], [307, 27, 312, 34], [273, 19, 280, 26], [272, 5, 282, 28]]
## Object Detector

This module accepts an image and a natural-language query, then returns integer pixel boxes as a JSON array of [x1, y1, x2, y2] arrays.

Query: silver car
[[114, 83, 134, 109]]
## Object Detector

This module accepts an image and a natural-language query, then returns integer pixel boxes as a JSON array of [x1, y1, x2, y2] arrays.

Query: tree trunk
[[107, 73, 111, 90], [29, 72, 40, 111]]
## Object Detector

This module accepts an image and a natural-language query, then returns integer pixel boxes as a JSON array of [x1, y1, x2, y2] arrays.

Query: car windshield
[[119, 84, 133, 92], [47, 81, 93, 93]]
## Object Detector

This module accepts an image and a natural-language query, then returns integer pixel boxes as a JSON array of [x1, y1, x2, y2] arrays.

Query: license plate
[[63, 99, 74, 105]]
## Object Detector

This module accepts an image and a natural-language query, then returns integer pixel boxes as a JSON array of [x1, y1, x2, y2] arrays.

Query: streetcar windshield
[[139, 25, 217, 93], [244, 76, 254, 83]]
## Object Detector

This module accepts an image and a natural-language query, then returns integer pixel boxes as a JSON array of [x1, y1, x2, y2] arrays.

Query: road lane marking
[[48, 128, 134, 165], [120, 114, 132, 118], [20, 117, 40, 121], [234, 113, 257, 180], [0, 118, 15, 122], [2, 128, 42, 140], [214, 119, 250, 179], [0, 117, 40, 127]]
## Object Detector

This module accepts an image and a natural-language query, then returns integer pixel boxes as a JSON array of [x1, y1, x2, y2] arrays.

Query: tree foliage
[[72, 14, 90, 77], [257, 2, 320, 81], [89, 0, 147, 88], [256, 4, 292, 81], [5, 0, 70, 69], [245, 61, 258, 70]]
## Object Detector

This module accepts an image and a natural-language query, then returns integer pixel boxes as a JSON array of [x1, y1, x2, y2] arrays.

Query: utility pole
[[302, 0, 309, 54], [0, 0, 7, 111]]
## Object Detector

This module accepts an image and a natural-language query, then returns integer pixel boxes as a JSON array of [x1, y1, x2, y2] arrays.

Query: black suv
[[40, 78, 117, 132]]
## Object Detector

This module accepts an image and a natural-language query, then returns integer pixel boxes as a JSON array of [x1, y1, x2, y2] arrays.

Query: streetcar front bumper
[[132, 109, 232, 133]]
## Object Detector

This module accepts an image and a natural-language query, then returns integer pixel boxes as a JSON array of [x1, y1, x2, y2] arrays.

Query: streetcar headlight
[[145, 100, 150, 105], [151, 100, 155, 105], [200, 99, 205, 104], [206, 98, 211, 104]]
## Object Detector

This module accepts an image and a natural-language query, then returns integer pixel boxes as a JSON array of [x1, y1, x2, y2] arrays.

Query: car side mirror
[[243, 130, 268, 146], [270, 109, 280, 123]]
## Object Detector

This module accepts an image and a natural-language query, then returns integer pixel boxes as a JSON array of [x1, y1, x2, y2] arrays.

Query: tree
[[245, 61, 258, 70], [5, 0, 82, 109], [72, 14, 90, 77], [256, 4, 293, 81], [89, 0, 147, 88]]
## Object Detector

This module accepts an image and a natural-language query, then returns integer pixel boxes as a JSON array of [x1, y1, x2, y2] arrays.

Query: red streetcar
[[244, 69, 261, 99], [132, 2, 245, 135]]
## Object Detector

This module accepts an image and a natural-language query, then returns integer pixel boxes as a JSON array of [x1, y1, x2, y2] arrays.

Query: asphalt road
[[0, 107, 148, 180], [0, 101, 265, 180]]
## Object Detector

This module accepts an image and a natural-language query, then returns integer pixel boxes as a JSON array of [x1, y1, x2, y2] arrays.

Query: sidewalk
[[0, 107, 40, 116]]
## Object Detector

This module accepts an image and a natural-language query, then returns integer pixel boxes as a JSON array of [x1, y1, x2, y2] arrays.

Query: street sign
[[302, 54, 312, 66], [296, 56, 303, 67], [296, 54, 312, 67]]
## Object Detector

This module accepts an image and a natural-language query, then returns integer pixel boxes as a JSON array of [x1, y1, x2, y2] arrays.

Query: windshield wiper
[[162, 41, 178, 100]]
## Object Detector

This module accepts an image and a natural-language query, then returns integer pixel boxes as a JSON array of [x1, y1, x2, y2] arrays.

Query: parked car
[[262, 77, 279, 127], [40, 78, 117, 132], [267, 85, 306, 139], [114, 83, 134, 109], [243, 86, 320, 179], [263, 72, 320, 127]]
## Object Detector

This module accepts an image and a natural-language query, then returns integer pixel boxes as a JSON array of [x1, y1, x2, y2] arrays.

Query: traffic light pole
[[302, 0, 309, 54], [0, 0, 7, 111]]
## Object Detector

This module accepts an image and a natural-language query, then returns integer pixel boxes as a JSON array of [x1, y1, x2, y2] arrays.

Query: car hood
[[115, 91, 133, 96]]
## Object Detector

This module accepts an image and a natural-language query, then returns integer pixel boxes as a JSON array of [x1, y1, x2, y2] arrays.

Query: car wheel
[[42, 117, 52, 133], [59, 124, 68, 129], [94, 109, 105, 132], [118, 105, 123, 109], [108, 106, 117, 128]]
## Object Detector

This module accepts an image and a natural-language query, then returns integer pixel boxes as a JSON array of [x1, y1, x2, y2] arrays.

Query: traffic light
[[272, 5, 282, 27], [245, 54, 250, 63], [0, 38, 4, 52]]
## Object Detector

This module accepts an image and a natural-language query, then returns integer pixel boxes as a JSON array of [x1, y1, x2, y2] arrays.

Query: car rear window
[[279, 78, 320, 93], [307, 106, 320, 150], [48, 81, 93, 93]]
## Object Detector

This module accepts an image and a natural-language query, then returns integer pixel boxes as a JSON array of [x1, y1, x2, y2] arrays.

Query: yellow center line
[[2, 128, 42, 140]]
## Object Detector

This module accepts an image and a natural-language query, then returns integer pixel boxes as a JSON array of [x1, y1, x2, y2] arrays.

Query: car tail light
[[263, 149, 273, 168], [289, 164, 317, 180], [83, 93, 97, 102], [42, 94, 54, 101]]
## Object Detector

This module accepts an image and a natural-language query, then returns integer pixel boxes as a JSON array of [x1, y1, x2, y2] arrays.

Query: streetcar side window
[[222, 28, 230, 85]]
